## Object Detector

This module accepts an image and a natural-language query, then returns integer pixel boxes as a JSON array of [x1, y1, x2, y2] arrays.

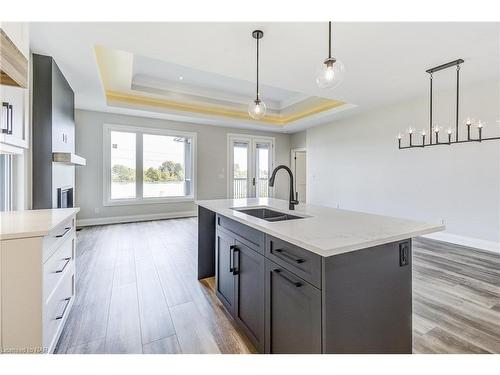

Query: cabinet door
[[51, 62, 75, 153], [234, 241, 265, 352], [0, 85, 27, 148], [265, 259, 322, 354], [215, 230, 236, 315]]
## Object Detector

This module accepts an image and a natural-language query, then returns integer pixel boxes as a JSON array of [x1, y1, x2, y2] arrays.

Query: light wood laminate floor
[[55, 218, 500, 354]]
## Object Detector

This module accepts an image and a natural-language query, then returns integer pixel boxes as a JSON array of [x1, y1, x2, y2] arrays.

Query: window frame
[[103, 124, 197, 206]]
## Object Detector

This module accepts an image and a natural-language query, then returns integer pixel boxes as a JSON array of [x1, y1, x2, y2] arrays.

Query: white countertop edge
[[0, 208, 80, 241], [196, 199, 445, 257]]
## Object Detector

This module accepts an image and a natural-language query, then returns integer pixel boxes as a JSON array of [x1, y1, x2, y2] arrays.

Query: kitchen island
[[196, 198, 444, 354]]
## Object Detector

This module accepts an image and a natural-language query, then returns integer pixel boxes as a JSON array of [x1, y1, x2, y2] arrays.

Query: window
[[232, 142, 248, 198], [111, 131, 136, 200], [227, 134, 274, 199], [103, 124, 196, 206]]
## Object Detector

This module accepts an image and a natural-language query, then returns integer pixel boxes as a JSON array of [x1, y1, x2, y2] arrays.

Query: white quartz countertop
[[196, 198, 444, 257], [0, 208, 80, 240]]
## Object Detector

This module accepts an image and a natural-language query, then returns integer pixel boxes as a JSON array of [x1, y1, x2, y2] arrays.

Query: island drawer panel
[[265, 235, 321, 289], [43, 267, 75, 352], [216, 214, 265, 254], [42, 216, 75, 263], [43, 233, 75, 303]]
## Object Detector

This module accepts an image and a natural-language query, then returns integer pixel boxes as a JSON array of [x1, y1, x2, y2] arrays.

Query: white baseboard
[[421, 232, 500, 254], [76, 210, 198, 227]]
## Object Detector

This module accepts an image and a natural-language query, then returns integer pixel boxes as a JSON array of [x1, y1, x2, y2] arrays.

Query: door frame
[[290, 147, 306, 202], [227, 133, 275, 199]]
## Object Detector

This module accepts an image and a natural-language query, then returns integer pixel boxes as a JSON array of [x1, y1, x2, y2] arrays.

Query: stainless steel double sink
[[232, 207, 305, 222]]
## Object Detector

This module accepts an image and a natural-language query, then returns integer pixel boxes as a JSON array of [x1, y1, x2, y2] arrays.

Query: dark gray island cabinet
[[198, 205, 415, 354]]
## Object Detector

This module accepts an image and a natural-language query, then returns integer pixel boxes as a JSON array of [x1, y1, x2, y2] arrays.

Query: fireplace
[[57, 186, 74, 208]]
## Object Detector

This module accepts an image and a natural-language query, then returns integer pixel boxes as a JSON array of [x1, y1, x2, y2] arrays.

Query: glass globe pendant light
[[248, 30, 267, 120], [316, 21, 345, 89]]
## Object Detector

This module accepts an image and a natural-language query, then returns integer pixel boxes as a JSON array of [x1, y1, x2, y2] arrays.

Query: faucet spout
[[269, 165, 299, 210]]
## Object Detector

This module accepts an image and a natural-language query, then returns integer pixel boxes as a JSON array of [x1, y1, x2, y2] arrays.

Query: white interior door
[[228, 135, 274, 199], [292, 149, 306, 203]]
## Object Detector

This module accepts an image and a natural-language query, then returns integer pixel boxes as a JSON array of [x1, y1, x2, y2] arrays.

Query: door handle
[[229, 245, 236, 273], [232, 247, 239, 275], [7, 104, 13, 135], [252, 177, 256, 186], [273, 269, 302, 287], [229, 245, 239, 275], [2, 102, 9, 134]]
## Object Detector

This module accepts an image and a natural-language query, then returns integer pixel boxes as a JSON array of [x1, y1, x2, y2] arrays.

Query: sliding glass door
[[228, 135, 274, 199]]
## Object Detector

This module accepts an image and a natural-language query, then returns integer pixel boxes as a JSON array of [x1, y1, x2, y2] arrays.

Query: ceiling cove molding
[[105, 90, 345, 127], [95, 45, 347, 127]]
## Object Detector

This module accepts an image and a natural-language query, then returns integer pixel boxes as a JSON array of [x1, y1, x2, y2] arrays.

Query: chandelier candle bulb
[[447, 128, 452, 144], [421, 130, 426, 147], [478, 121, 483, 141], [434, 127, 440, 143]]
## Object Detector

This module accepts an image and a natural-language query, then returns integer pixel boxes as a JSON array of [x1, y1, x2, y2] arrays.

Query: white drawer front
[[43, 267, 74, 353], [43, 217, 74, 263], [43, 233, 75, 303]]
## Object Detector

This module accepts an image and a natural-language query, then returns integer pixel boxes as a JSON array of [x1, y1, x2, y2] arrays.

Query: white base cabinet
[[0, 214, 76, 354]]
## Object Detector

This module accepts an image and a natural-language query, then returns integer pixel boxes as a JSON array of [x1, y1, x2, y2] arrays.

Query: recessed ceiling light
[[179, 76, 183, 80]]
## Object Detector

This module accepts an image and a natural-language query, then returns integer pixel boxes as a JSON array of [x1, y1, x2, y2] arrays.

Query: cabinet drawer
[[265, 235, 322, 289], [43, 233, 75, 302], [43, 217, 75, 263], [43, 267, 74, 352], [216, 214, 264, 254]]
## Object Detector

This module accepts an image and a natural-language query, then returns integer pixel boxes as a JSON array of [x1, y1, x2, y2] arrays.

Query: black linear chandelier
[[398, 59, 499, 149]]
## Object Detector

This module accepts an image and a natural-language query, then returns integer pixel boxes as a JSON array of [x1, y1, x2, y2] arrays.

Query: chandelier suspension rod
[[429, 73, 433, 145]]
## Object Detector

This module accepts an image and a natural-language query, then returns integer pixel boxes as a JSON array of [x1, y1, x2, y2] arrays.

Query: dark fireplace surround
[[57, 186, 74, 208]]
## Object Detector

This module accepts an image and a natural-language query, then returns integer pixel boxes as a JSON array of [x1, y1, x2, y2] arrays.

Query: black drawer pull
[[55, 297, 71, 320], [55, 257, 72, 273], [275, 248, 305, 264], [273, 269, 302, 287], [56, 227, 72, 238]]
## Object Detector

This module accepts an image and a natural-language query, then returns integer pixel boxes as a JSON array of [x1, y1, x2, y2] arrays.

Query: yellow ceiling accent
[[96, 45, 346, 127], [106, 90, 345, 126], [107, 90, 282, 125]]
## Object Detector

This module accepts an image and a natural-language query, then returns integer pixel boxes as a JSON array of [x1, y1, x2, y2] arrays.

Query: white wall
[[307, 80, 500, 250], [290, 131, 306, 150], [75, 109, 291, 225]]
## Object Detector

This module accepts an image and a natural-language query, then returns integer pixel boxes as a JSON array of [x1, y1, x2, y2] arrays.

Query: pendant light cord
[[256, 36, 260, 100], [328, 21, 332, 59]]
